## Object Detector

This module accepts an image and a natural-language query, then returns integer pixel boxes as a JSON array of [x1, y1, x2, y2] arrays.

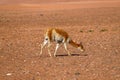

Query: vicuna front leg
[[47, 43, 52, 57], [64, 43, 71, 56], [40, 41, 52, 57], [40, 40, 47, 56], [54, 44, 60, 57]]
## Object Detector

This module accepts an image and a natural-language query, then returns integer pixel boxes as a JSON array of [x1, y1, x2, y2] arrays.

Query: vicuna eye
[[45, 38, 48, 40]]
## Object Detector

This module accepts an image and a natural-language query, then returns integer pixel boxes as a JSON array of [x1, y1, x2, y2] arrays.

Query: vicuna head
[[78, 42, 85, 52]]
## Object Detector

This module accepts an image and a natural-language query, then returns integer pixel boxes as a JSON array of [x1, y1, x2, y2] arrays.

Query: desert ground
[[0, 0, 120, 80]]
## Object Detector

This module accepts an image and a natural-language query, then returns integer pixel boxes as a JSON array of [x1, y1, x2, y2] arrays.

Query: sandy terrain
[[0, 0, 120, 80]]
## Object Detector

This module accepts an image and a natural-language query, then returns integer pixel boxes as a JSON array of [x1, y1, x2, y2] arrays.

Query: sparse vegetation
[[75, 72, 80, 75], [100, 29, 108, 32], [88, 29, 94, 32], [80, 30, 83, 33], [40, 14, 44, 16]]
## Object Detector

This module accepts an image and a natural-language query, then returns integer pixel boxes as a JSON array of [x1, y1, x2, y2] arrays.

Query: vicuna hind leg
[[64, 43, 71, 56]]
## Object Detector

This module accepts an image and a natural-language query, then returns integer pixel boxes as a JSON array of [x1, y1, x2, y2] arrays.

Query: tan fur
[[40, 28, 84, 57]]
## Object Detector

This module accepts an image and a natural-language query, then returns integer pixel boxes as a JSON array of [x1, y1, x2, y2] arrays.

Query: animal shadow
[[56, 53, 88, 57]]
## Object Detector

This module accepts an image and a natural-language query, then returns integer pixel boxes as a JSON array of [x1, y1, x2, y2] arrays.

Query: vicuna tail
[[69, 40, 79, 48]]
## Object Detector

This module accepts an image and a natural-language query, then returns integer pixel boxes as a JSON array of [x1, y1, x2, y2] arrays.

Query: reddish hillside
[[0, 0, 120, 4]]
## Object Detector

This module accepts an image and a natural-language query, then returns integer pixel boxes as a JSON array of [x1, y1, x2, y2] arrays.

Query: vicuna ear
[[81, 42, 83, 48]]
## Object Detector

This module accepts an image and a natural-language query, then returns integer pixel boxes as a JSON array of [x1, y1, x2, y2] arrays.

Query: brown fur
[[69, 40, 79, 48]]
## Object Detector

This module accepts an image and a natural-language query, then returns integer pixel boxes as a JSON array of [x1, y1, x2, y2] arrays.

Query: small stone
[[12, 58, 14, 61], [36, 72, 40, 75], [24, 60, 26, 62], [104, 47, 107, 50], [75, 72, 80, 75], [6, 73, 12, 76]]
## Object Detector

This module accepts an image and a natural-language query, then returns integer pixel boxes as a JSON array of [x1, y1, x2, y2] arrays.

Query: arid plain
[[0, 0, 120, 80]]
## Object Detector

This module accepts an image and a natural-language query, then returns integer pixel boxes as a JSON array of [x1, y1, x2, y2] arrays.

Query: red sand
[[0, 0, 120, 80]]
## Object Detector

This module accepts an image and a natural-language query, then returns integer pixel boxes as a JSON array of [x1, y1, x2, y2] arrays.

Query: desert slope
[[0, 0, 119, 4], [0, 0, 120, 80]]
